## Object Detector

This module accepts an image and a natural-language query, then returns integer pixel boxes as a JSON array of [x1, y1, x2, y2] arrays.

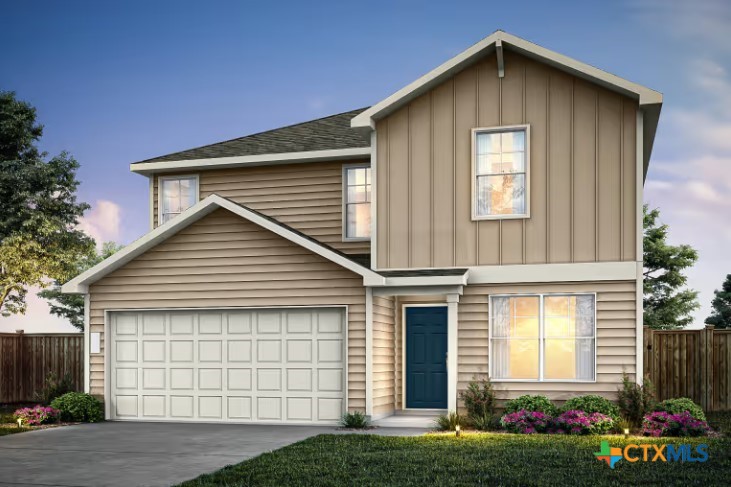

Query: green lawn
[[0, 425, 33, 437], [178, 432, 730, 487]]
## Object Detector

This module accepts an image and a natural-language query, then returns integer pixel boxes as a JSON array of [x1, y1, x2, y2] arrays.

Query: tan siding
[[458, 280, 636, 404], [89, 209, 367, 411], [153, 160, 370, 255], [372, 295, 395, 416], [376, 51, 638, 269]]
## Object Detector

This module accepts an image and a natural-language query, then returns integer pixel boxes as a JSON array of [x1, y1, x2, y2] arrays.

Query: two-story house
[[63, 31, 661, 425]]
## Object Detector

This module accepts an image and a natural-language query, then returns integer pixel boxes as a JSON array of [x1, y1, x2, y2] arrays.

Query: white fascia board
[[467, 261, 637, 284], [130, 147, 372, 175], [62, 194, 384, 294], [352, 30, 662, 129], [372, 285, 464, 297], [377, 274, 468, 287]]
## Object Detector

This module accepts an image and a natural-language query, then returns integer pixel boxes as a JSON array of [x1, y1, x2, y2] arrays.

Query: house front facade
[[63, 31, 661, 424]]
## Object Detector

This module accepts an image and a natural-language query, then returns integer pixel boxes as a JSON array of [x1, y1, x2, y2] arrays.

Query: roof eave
[[130, 147, 372, 176]]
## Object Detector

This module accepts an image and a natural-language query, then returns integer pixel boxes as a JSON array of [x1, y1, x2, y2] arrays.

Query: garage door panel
[[111, 308, 344, 423]]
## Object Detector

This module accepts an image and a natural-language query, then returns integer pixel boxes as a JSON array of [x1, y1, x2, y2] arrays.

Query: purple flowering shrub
[[550, 410, 614, 435], [642, 411, 710, 437], [500, 410, 552, 434], [13, 405, 60, 426]]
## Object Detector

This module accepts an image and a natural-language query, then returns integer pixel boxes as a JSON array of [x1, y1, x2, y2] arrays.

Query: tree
[[38, 242, 122, 330], [0, 91, 94, 316], [705, 274, 731, 329], [643, 205, 699, 329]]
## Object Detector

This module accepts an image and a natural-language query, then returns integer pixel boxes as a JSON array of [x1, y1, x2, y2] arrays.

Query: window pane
[[348, 167, 367, 185], [476, 132, 500, 155], [491, 297, 511, 337], [348, 185, 368, 203], [491, 338, 539, 380], [476, 174, 526, 216], [501, 152, 525, 173], [544, 338, 594, 380], [346, 203, 371, 238], [502, 131, 525, 151], [575, 295, 595, 337], [477, 153, 502, 175], [161, 177, 197, 223]]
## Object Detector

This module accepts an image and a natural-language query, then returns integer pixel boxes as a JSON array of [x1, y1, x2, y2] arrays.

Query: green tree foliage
[[705, 274, 731, 329], [0, 91, 94, 316], [38, 242, 122, 330], [643, 205, 699, 329]]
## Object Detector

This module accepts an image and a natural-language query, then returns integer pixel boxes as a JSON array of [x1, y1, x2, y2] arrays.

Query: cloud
[[628, 0, 731, 50], [78, 200, 122, 246]]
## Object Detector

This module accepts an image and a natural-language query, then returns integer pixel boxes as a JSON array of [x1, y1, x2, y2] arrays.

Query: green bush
[[50, 392, 103, 422], [617, 372, 655, 428], [562, 395, 620, 422], [339, 411, 370, 429], [33, 371, 76, 405], [504, 395, 557, 416], [461, 376, 496, 419], [468, 413, 501, 431], [655, 398, 706, 421], [433, 412, 463, 431]]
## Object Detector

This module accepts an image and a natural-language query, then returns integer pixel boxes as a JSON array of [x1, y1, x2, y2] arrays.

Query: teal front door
[[405, 306, 448, 409]]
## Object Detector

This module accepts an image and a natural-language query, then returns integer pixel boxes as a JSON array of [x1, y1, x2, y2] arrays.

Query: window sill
[[472, 213, 530, 222], [342, 237, 370, 243]]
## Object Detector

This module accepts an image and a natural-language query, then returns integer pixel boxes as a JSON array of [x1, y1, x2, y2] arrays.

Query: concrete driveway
[[0, 422, 426, 487]]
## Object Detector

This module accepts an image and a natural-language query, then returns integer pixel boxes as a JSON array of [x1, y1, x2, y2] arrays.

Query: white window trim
[[157, 174, 200, 226], [488, 292, 597, 383], [471, 124, 531, 221], [342, 163, 371, 242]]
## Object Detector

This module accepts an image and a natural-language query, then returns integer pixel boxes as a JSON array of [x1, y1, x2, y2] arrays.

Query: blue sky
[[1, 0, 730, 331]]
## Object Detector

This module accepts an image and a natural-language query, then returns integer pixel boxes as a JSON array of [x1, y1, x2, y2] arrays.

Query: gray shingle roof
[[135, 108, 370, 164]]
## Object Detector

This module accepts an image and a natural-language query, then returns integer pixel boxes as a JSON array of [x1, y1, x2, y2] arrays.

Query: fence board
[[644, 326, 731, 412], [0, 332, 83, 403]]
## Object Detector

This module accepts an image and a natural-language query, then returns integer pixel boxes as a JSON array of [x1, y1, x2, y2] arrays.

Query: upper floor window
[[160, 175, 198, 224], [473, 126, 529, 219], [343, 165, 371, 240], [489, 294, 596, 382]]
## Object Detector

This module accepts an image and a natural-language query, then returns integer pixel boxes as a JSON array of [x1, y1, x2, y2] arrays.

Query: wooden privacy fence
[[644, 325, 731, 412], [0, 331, 84, 403]]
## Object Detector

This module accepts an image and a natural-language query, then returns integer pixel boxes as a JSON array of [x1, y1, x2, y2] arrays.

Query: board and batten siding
[[152, 160, 370, 254], [457, 280, 637, 405], [376, 50, 637, 269], [88, 208, 367, 411], [372, 295, 395, 416]]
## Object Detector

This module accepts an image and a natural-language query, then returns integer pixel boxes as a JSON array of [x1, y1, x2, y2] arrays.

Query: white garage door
[[109, 308, 345, 423]]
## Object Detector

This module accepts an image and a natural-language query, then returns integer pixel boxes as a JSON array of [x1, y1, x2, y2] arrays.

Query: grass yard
[[178, 432, 730, 487], [0, 424, 33, 437]]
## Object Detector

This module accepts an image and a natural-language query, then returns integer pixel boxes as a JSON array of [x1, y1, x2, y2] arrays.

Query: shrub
[[642, 411, 710, 437], [655, 398, 706, 421], [617, 372, 655, 428], [33, 371, 76, 405], [433, 412, 463, 431], [50, 392, 103, 422], [500, 410, 552, 434], [468, 413, 501, 431], [461, 376, 496, 420], [340, 411, 370, 429], [562, 395, 620, 422], [504, 395, 557, 416], [13, 405, 60, 426], [550, 410, 614, 435]]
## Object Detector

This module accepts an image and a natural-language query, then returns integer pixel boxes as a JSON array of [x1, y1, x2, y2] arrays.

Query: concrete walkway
[[0, 422, 427, 487]]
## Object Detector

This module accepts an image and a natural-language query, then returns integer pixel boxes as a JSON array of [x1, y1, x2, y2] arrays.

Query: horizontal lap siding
[[153, 160, 370, 255], [89, 209, 366, 411], [372, 296, 395, 416], [458, 281, 636, 405]]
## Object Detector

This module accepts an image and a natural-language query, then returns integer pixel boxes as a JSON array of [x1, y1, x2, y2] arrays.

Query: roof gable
[[62, 195, 384, 293]]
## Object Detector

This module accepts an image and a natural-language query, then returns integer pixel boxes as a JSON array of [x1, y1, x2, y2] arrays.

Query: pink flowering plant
[[13, 405, 60, 426], [642, 411, 710, 437], [550, 410, 614, 435], [500, 410, 552, 434]]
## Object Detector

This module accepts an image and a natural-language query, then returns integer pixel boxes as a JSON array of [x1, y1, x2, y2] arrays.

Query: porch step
[[373, 410, 446, 429]]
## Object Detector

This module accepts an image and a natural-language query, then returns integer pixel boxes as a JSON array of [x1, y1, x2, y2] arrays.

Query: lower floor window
[[489, 294, 595, 381]]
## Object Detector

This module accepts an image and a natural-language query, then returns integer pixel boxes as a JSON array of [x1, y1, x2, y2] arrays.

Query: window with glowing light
[[473, 126, 529, 219], [343, 165, 371, 239], [490, 294, 595, 381], [160, 176, 198, 224]]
